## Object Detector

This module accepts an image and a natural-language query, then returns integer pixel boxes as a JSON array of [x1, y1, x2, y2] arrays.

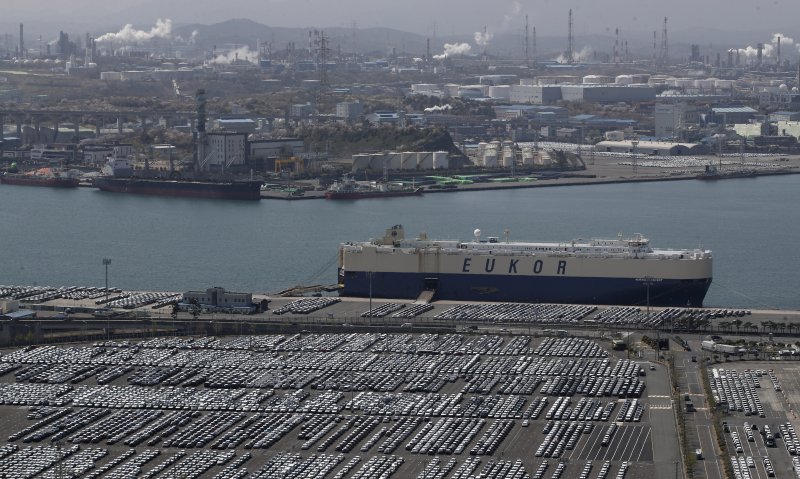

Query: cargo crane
[[275, 157, 305, 175]]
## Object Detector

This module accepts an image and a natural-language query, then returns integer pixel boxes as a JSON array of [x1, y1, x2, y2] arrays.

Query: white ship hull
[[338, 226, 713, 307]]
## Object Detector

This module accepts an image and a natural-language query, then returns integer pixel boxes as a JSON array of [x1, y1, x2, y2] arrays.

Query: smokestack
[[777, 36, 781, 69], [426, 38, 430, 62], [757, 43, 764, 66], [19, 23, 24, 59], [195, 89, 207, 171]]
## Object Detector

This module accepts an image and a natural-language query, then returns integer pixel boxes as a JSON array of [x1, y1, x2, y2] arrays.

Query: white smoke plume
[[503, 1, 523, 30], [555, 46, 593, 64], [433, 42, 472, 60], [474, 31, 494, 47], [96, 19, 173, 43], [209, 46, 257, 65], [738, 32, 800, 58], [423, 104, 453, 112]]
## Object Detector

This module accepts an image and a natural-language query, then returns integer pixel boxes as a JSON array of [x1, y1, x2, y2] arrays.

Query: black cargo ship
[[94, 178, 262, 201]]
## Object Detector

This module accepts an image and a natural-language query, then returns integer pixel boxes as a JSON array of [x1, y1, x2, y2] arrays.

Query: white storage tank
[[351, 154, 371, 172], [536, 151, 553, 167], [615, 75, 633, 85], [694, 78, 716, 90], [417, 151, 434, 169], [675, 78, 694, 89], [385, 152, 401, 170], [583, 75, 612, 84], [444, 83, 460, 97], [477, 142, 488, 159], [368, 153, 386, 170], [604, 130, 625, 141], [631, 74, 650, 84], [432, 151, 449, 170], [401, 152, 417, 170], [715, 79, 735, 90], [649, 75, 670, 85], [521, 148, 535, 166], [482, 151, 498, 167], [502, 147, 515, 167]]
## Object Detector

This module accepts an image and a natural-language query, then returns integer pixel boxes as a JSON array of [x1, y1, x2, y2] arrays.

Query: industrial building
[[202, 132, 247, 170], [336, 101, 364, 120], [560, 84, 657, 103], [655, 103, 686, 138], [711, 107, 758, 125], [215, 117, 256, 134], [595, 140, 708, 156], [181, 287, 254, 314], [509, 85, 562, 104]]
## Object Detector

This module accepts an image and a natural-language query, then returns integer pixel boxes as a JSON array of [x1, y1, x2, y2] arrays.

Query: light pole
[[368, 271, 373, 319], [103, 258, 111, 340], [636, 276, 662, 359], [103, 258, 112, 303]]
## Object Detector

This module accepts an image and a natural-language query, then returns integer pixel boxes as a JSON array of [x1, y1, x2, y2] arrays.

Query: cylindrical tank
[[694, 78, 716, 90], [444, 83, 460, 97], [522, 148, 535, 166], [482, 151, 498, 167], [501, 147, 515, 167], [715, 79, 735, 90], [417, 152, 433, 169], [432, 151, 449, 170], [615, 75, 633, 85], [401, 152, 417, 170], [385, 152, 401, 170], [536, 151, 552, 167], [631, 74, 650, 83], [477, 142, 488, 159], [368, 153, 385, 170], [351, 154, 371, 172], [583, 75, 611, 84]]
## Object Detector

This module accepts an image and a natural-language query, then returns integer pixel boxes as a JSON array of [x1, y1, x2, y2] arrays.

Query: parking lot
[[0, 333, 679, 478], [710, 362, 800, 479]]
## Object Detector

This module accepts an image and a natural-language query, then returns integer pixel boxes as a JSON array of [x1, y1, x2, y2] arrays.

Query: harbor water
[[1, 175, 798, 310]]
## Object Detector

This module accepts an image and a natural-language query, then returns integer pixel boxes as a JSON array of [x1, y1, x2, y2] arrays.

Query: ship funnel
[[379, 225, 405, 245]]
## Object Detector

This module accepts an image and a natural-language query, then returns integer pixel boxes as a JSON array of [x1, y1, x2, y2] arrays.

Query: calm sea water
[[1, 175, 798, 309]]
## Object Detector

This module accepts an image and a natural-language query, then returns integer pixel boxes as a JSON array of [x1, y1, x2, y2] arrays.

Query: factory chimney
[[566, 9, 574, 64], [195, 89, 207, 172], [777, 36, 781, 69], [756, 43, 764, 66], [19, 23, 24, 59]]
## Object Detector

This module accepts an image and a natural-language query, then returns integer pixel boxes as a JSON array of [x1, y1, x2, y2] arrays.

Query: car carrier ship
[[338, 225, 713, 307]]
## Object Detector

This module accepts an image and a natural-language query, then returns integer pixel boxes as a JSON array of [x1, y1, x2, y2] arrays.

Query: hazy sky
[[1, 0, 797, 38]]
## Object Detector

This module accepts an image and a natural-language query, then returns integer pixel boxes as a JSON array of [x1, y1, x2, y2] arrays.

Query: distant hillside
[[174, 18, 429, 56]]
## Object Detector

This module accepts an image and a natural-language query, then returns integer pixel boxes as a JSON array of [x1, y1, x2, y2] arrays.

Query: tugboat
[[325, 175, 423, 200]]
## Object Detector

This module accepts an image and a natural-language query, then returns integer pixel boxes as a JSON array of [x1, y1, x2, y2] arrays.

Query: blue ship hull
[[340, 270, 712, 307]]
